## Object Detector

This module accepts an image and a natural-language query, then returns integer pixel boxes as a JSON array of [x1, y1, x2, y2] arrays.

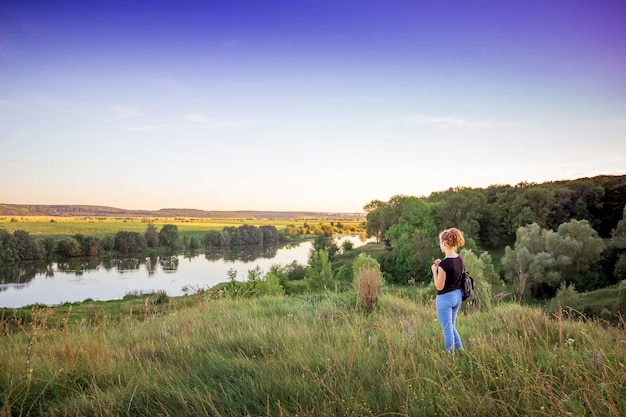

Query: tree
[[12, 230, 46, 261], [429, 187, 486, 243], [610, 206, 626, 280], [502, 220, 605, 299], [72, 234, 100, 256], [145, 223, 159, 247], [364, 196, 406, 243], [205, 230, 230, 247], [610, 206, 626, 249], [311, 235, 339, 259], [57, 237, 82, 257], [159, 224, 179, 250], [304, 249, 334, 291], [114, 231, 147, 254], [259, 225, 280, 244], [383, 196, 437, 283], [240, 224, 263, 245], [0, 230, 47, 263]]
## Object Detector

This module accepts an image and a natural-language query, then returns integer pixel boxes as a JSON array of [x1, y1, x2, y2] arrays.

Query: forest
[[364, 175, 626, 300]]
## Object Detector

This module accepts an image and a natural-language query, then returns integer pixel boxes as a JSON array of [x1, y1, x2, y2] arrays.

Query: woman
[[431, 228, 465, 353]]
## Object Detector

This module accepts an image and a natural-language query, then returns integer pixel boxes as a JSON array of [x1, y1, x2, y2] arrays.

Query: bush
[[460, 249, 495, 311], [548, 282, 582, 316], [57, 237, 82, 257], [354, 267, 384, 312]]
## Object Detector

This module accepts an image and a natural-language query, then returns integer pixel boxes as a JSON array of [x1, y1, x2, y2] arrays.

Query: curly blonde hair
[[439, 228, 465, 249]]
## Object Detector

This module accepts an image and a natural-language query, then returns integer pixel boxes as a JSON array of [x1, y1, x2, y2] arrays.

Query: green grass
[[1, 291, 624, 416], [0, 217, 365, 240]]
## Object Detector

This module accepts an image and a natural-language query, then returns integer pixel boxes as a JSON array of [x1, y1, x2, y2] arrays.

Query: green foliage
[[182, 235, 200, 250], [114, 231, 147, 254], [0, 229, 46, 264], [204, 224, 282, 247], [341, 239, 353, 252], [611, 206, 626, 249], [371, 196, 437, 284], [352, 253, 380, 276], [284, 260, 306, 281], [56, 237, 82, 257], [204, 230, 230, 247], [614, 254, 626, 280], [311, 234, 339, 258], [548, 282, 582, 316], [159, 224, 179, 249], [258, 271, 285, 297], [429, 187, 486, 242], [145, 223, 159, 247], [285, 221, 366, 236], [304, 249, 334, 291], [502, 220, 605, 299], [100, 235, 115, 251], [460, 249, 495, 312]]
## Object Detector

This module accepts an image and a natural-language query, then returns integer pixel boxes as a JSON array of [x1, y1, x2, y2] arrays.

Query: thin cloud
[[146, 75, 186, 92], [0, 99, 21, 108], [184, 113, 211, 123], [406, 115, 489, 128], [124, 125, 161, 132], [183, 113, 250, 127], [112, 106, 141, 119]]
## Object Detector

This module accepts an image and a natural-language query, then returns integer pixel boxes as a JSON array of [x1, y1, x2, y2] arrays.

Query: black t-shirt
[[437, 255, 464, 295]]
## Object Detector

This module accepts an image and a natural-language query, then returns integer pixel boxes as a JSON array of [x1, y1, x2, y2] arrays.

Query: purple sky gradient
[[1, 0, 625, 212]]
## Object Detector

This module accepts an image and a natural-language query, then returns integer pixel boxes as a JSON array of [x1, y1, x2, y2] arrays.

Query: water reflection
[[203, 243, 280, 262], [0, 236, 373, 308], [0, 243, 288, 287], [159, 256, 179, 272], [0, 261, 51, 286]]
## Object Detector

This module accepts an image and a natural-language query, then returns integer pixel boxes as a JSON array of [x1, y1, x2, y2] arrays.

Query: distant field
[[0, 216, 365, 239]]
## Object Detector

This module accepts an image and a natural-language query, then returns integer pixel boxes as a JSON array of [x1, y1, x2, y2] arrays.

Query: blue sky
[[1, 0, 625, 212]]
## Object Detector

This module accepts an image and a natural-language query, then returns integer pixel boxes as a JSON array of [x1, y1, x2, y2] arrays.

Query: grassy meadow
[[0, 216, 364, 242], [1, 290, 624, 417]]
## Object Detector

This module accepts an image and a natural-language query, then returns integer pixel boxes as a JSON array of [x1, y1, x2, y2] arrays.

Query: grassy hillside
[[1, 292, 624, 416]]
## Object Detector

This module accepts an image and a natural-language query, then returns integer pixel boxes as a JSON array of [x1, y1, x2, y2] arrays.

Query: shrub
[[354, 266, 384, 312], [548, 282, 582, 316]]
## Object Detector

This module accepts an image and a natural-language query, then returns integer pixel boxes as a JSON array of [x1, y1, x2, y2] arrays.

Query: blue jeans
[[436, 289, 463, 353]]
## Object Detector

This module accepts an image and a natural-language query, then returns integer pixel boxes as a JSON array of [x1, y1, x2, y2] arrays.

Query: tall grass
[[1, 293, 624, 416]]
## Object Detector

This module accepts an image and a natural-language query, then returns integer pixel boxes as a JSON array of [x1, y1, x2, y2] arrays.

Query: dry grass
[[354, 267, 384, 312]]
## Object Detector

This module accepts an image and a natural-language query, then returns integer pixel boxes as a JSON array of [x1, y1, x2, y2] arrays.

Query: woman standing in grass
[[431, 228, 465, 353]]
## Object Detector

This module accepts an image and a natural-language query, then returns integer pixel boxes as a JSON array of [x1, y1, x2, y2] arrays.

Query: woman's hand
[[431, 259, 440, 275]]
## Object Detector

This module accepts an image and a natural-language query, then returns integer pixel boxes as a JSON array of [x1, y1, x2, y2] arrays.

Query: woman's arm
[[431, 260, 446, 291]]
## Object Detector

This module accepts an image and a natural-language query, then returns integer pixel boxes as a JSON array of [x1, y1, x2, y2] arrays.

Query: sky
[[1, 0, 625, 213]]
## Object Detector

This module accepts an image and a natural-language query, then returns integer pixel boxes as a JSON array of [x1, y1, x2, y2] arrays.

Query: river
[[0, 235, 372, 308]]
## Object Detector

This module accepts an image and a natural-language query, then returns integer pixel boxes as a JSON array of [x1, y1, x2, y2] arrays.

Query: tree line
[[0, 223, 291, 263], [364, 175, 626, 298]]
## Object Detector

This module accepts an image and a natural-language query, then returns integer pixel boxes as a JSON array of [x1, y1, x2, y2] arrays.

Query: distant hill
[[0, 204, 365, 220]]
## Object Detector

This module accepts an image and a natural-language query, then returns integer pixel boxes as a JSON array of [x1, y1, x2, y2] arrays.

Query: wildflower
[[566, 338, 575, 345]]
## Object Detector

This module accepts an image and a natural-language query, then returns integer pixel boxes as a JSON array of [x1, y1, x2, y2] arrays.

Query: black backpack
[[461, 270, 475, 304]]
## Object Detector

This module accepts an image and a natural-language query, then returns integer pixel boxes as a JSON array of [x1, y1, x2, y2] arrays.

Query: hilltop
[[0, 204, 365, 220]]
